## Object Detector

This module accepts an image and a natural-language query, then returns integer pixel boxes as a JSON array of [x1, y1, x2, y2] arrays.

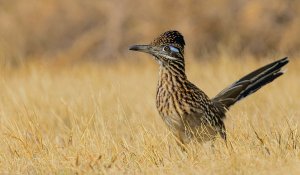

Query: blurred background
[[0, 0, 299, 66]]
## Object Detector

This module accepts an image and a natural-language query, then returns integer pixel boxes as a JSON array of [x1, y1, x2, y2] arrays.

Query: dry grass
[[0, 0, 299, 174], [0, 55, 299, 174]]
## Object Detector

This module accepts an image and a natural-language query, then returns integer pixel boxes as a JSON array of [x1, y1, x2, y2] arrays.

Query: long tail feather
[[212, 57, 289, 109]]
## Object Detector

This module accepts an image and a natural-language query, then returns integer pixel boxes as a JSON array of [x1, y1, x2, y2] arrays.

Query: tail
[[212, 57, 289, 109]]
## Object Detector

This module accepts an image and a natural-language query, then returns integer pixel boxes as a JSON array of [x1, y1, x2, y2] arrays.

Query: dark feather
[[212, 57, 289, 109]]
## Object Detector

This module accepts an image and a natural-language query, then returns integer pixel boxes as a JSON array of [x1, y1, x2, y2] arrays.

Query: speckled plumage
[[129, 30, 289, 144], [151, 31, 185, 54]]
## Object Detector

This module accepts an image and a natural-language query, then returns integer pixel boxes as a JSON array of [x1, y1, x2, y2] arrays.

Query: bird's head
[[129, 30, 185, 68]]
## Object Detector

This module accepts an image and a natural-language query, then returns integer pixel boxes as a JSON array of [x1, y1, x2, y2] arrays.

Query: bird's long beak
[[129, 44, 151, 53], [129, 44, 158, 56], [129, 44, 149, 51]]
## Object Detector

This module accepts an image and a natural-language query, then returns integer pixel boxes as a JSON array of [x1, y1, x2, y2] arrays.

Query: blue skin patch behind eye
[[170, 46, 179, 53]]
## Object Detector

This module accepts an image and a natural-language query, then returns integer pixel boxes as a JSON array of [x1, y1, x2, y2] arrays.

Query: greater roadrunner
[[129, 30, 289, 144]]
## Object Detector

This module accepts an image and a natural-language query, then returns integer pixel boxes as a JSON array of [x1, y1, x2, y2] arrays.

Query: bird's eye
[[163, 46, 171, 52]]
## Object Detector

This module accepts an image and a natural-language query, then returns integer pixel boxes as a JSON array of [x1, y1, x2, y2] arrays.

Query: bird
[[129, 30, 289, 144]]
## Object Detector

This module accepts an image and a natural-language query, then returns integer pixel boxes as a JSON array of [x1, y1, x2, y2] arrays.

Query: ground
[[0, 56, 299, 174]]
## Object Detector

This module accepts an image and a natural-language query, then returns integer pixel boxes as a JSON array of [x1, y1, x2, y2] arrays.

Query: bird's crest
[[151, 30, 185, 54]]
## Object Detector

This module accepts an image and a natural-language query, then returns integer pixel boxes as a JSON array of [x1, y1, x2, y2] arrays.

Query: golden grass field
[[1, 1, 300, 174], [0, 55, 299, 174]]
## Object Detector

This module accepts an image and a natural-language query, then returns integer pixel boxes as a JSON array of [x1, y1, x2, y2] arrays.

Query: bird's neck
[[158, 62, 187, 88]]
